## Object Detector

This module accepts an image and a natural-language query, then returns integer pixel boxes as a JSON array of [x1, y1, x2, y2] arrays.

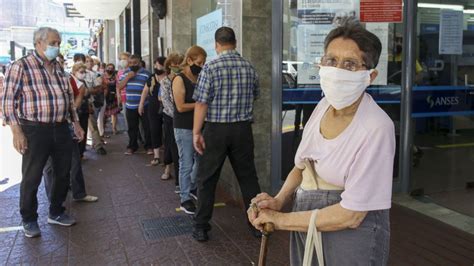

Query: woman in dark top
[[172, 45, 207, 215], [139, 57, 167, 165], [104, 63, 120, 135]]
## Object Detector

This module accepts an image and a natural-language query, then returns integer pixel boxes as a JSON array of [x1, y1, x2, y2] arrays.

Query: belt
[[20, 119, 67, 127]]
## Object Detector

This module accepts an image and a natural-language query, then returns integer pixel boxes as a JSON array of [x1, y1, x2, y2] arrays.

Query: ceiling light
[[418, 3, 463, 11], [464, 9, 474, 14]]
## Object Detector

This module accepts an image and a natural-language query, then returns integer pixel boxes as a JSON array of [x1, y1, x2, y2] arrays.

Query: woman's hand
[[251, 192, 284, 211], [251, 209, 283, 231]]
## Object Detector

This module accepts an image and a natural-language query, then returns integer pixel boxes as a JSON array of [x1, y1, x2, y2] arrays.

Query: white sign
[[197, 9, 223, 61], [366, 23, 389, 85], [297, 0, 358, 85], [439, 9, 463, 55]]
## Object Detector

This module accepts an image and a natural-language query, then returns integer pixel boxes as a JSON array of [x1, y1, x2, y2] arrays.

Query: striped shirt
[[0, 51, 78, 125], [193, 49, 259, 123], [119, 67, 151, 110]]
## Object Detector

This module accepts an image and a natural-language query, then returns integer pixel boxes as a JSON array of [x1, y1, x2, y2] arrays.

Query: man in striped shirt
[[117, 54, 152, 154], [0, 27, 85, 238]]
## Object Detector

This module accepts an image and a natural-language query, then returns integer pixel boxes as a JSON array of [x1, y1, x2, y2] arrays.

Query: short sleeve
[[340, 124, 396, 211], [193, 64, 213, 103]]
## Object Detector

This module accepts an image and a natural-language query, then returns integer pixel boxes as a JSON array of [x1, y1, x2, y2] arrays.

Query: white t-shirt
[[295, 93, 396, 211]]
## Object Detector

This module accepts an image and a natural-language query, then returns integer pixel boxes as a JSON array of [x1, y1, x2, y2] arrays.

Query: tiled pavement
[[1, 131, 474, 265]]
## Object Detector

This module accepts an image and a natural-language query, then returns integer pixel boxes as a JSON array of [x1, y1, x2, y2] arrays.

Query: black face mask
[[130, 65, 140, 72], [154, 68, 165, 75], [106, 69, 114, 75], [190, 64, 202, 76]]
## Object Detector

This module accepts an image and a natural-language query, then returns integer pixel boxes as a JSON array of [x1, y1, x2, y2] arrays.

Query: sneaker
[[22, 221, 41, 238], [192, 228, 209, 242], [190, 189, 198, 200], [47, 213, 76, 227], [96, 147, 107, 155], [146, 149, 154, 155], [73, 195, 98, 202], [174, 185, 180, 194], [124, 149, 134, 155], [180, 200, 196, 215], [161, 172, 171, 180]]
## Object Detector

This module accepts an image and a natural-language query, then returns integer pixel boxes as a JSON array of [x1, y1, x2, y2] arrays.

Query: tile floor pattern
[[1, 131, 474, 265]]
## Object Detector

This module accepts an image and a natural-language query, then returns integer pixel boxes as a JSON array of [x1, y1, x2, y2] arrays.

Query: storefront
[[271, 0, 474, 218]]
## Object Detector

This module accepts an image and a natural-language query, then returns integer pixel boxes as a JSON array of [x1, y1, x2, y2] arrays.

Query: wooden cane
[[258, 222, 275, 266]]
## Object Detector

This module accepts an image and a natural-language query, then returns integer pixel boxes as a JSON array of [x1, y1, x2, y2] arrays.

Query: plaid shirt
[[0, 51, 78, 125], [193, 50, 259, 123]]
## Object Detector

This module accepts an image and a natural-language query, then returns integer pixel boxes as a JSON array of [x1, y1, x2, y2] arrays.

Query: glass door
[[411, 3, 474, 217]]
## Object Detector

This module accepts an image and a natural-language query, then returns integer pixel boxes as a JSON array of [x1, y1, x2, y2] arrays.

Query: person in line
[[139, 57, 167, 165], [117, 52, 131, 109], [1, 27, 85, 238], [103, 63, 120, 135], [43, 62, 98, 203], [173, 46, 207, 214], [160, 53, 183, 187], [248, 18, 395, 265], [72, 54, 91, 159], [192, 27, 261, 241], [118, 54, 152, 155], [83, 55, 107, 155]]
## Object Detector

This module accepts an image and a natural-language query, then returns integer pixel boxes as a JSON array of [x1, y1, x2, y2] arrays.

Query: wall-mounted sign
[[196, 9, 223, 61], [439, 9, 463, 55], [360, 0, 402, 23]]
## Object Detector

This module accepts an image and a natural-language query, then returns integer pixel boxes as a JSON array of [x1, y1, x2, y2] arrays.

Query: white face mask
[[319, 66, 372, 110], [76, 72, 85, 80], [92, 65, 99, 72], [120, 60, 128, 69]]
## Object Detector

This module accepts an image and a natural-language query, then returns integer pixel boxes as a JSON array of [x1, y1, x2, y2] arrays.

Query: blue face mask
[[44, 45, 59, 61]]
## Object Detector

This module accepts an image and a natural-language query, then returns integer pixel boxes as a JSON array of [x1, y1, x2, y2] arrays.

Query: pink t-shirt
[[117, 69, 126, 103], [295, 93, 396, 211]]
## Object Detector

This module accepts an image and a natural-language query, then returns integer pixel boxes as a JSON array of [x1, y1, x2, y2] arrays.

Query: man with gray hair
[[0, 27, 84, 238]]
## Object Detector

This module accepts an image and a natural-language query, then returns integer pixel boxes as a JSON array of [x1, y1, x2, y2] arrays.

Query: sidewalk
[[0, 131, 473, 265]]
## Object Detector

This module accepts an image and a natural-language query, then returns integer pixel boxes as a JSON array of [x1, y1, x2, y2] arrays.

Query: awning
[[64, 0, 130, 20]]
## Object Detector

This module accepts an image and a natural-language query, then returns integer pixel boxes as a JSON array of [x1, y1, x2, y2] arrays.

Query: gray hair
[[33, 27, 61, 46], [324, 17, 382, 69]]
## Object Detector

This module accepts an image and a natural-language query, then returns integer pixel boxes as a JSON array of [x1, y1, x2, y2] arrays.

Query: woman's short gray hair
[[33, 27, 61, 45], [324, 17, 382, 69]]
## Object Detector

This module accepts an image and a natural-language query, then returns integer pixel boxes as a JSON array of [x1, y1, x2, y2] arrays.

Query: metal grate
[[141, 215, 193, 240]]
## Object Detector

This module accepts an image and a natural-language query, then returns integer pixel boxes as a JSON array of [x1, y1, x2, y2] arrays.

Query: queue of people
[[0, 18, 395, 265]]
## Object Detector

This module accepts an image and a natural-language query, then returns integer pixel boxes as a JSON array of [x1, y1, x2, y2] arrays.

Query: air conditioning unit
[[151, 0, 166, 19]]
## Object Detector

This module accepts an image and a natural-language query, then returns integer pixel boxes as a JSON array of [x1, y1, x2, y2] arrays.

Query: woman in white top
[[248, 17, 396, 265]]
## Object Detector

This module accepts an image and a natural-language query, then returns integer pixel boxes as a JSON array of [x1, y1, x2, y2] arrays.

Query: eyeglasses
[[319, 56, 367, 72]]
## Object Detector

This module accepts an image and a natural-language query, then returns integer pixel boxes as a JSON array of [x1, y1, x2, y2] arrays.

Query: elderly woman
[[249, 18, 395, 265]]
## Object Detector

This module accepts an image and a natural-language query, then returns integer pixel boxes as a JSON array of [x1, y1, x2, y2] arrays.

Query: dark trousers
[[148, 97, 163, 149], [20, 122, 72, 222], [78, 112, 89, 157], [163, 114, 180, 186], [126, 107, 151, 151], [43, 140, 87, 200], [194, 121, 261, 230]]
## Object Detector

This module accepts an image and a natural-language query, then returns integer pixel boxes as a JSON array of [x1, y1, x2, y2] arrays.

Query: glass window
[[280, 0, 403, 181]]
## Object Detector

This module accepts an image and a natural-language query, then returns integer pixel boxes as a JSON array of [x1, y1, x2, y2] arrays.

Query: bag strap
[[303, 159, 320, 190], [302, 209, 324, 266]]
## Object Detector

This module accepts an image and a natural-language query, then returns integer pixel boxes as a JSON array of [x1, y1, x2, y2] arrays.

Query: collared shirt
[[1, 51, 78, 125], [119, 67, 151, 110], [193, 49, 259, 123], [159, 76, 174, 117]]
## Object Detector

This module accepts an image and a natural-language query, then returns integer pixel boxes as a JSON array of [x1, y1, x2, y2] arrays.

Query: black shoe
[[192, 228, 209, 242], [96, 147, 107, 155], [22, 221, 41, 238], [180, 200, 196, 215]]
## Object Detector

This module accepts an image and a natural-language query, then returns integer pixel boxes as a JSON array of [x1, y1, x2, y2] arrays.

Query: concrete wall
[[215, 1, 273, 206], [165, 0, 192, 54]]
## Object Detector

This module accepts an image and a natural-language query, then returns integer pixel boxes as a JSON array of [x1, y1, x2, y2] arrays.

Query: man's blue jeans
[[174, 128, 198, 203]]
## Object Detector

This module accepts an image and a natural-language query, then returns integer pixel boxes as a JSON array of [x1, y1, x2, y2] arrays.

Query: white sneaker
[[73, 195, 98, 202]]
